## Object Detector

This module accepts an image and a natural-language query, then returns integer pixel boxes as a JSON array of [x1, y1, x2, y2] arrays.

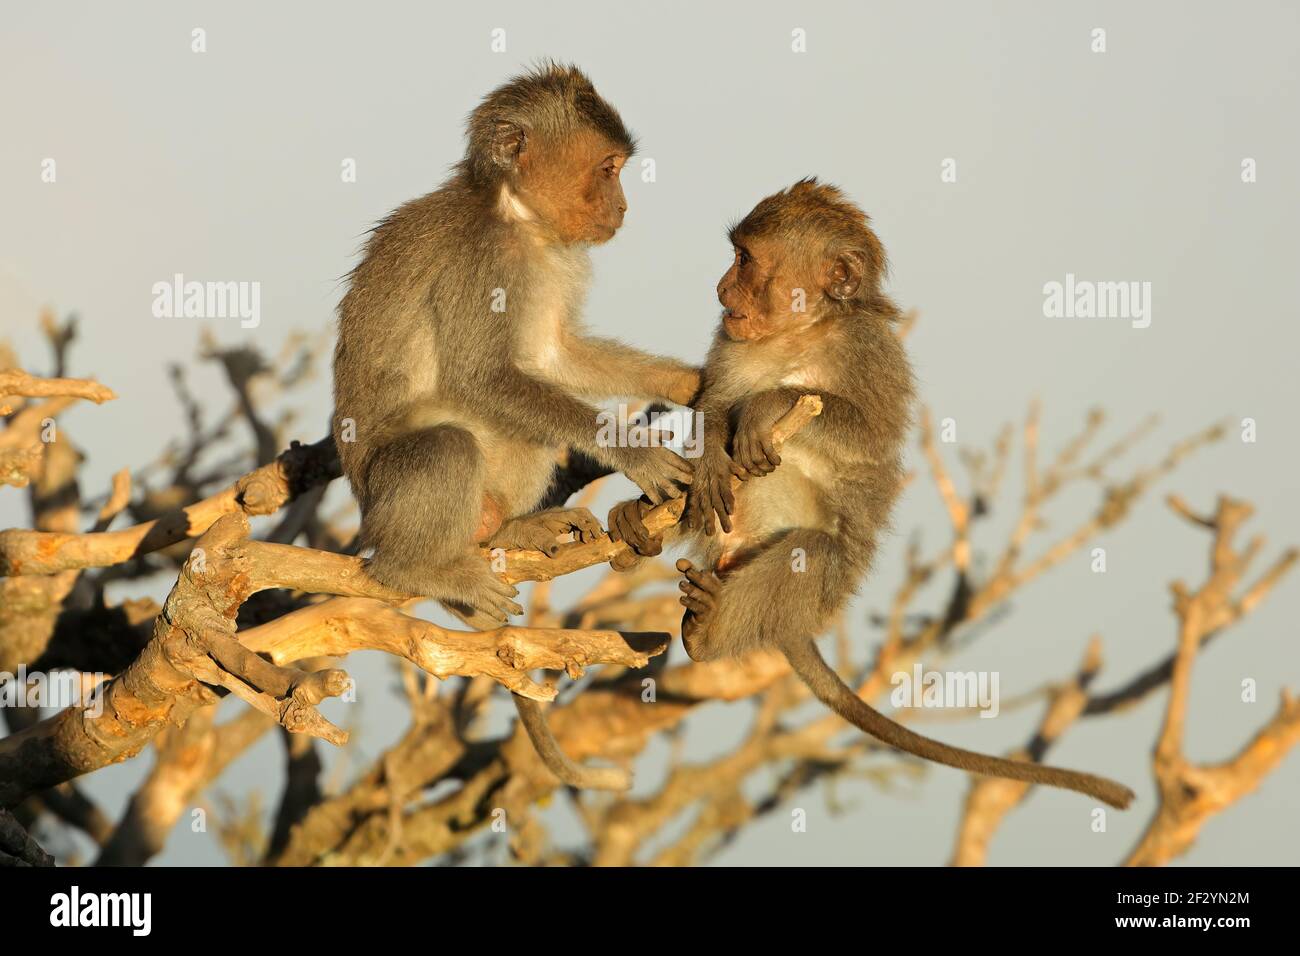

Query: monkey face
[[517, 130, 628, 245], [717, 180, 884, 339], [716, 237, 814, 341], [577, 148, 629, 243]]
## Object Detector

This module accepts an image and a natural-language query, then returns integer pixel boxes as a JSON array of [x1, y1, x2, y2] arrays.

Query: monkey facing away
[[610, 179, 1135, 809], [332, 64, 697, 790]]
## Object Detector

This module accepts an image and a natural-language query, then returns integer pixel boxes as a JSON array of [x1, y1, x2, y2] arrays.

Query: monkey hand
[[731, 392, 788, 479], [684, 452, 735, 535], [607, 497, 662, 571], [676, 559, 722, 661], [665, 366, 703, 406], [488, 507, 604, 557], [614, 444, 693, 505]]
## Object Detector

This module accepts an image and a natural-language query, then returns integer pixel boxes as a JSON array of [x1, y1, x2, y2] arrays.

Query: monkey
[[608, 179, 1135, 809], [331, 64, 697, 790]]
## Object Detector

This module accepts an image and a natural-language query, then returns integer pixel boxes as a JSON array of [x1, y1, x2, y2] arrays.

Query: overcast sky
[[2, 0, 1297, 866]]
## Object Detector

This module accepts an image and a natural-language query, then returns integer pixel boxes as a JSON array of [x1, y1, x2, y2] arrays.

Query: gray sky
[[2, 0, 1297, 866]]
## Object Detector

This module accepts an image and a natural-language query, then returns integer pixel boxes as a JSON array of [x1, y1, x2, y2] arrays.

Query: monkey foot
[[488, 507, 604, 558], [676, 559, 723, 661]]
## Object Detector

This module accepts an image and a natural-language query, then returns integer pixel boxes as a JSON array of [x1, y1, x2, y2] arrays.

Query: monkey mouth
[[722, 311, 753, 339]]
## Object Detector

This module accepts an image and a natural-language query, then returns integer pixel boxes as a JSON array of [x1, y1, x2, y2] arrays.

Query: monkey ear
[[491, 121, 527, 170], [827, 251, 865, 301]]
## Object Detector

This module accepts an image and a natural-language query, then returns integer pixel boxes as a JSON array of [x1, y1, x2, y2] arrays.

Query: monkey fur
[[610, 179, 1135, 809], [332, 64, 697, 790]]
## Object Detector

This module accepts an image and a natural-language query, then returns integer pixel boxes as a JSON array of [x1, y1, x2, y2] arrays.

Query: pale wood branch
[[500, 395, 823, 584], [1126, 496, 1300, 866], [0, 436, 339, 575], [240, 596, 668, 702], [949, 639, 1103, 866], [0, 368, 116, 414]]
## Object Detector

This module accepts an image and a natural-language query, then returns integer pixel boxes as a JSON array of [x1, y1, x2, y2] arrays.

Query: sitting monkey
[[334, 65, 696, 621], [609, 179, 1134, 808], [333, 65, 697, 790]]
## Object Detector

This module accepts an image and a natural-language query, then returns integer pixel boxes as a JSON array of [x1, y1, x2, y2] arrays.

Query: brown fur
[[612, 180, 1134, 808], [332, 63, 697, 790]]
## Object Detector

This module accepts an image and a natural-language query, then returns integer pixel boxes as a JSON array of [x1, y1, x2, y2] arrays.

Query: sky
[[1, 0, 1297, 866]]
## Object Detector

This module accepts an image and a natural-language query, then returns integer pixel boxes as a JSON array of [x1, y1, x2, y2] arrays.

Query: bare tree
[[1, 312, 1294, 867]]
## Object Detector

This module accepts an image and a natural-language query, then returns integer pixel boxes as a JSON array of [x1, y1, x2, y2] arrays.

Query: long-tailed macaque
[[609, 179, 1134, 809], [332, 64, 697, 790]]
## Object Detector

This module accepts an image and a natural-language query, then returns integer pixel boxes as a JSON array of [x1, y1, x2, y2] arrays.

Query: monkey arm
[[537, 448, 614, 511], [447, 362, 616, 457], [493, 395, 820, 579], [563, 335, 700, 405], [737, 388, 882, 464], [686, 429, 736, 534], [675, 390, 739, 532], [687, 384, 734, 457], [449, 362, 691, 503]]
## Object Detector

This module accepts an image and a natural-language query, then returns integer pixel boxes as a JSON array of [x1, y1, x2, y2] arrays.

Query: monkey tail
[[511, 695, 631, 791], [444, 602, 631, 791], [782, 640, 1135, 809]]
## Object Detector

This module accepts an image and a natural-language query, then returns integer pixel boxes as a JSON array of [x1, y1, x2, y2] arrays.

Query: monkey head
[[509, 128, 630, 244], [465, 62, 636, 245], [716, 178, 889, 341]]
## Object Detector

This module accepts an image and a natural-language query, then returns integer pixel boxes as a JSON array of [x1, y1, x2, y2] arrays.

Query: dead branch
[[0, 806, 54, 866], [4, 307, 1295, 870], [240, 596, 668, 702], [1, 396, 78, 488], [96, 707, 273, 866], [0, 396, 827, 580], [501, 394, 823, 584], [949, 639, 1103, 866], [0, 436, 339, 575], [0, 511, 672, 807], [0, 368, 116, 413], [1125, 496, 1300, 866]]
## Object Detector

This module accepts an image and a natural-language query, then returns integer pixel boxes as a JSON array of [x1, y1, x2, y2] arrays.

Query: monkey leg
[[487, 507, 605, 558], [446, 605, 631, 791], [676, 529, 850, 662], [362, 425, 522, 622]]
